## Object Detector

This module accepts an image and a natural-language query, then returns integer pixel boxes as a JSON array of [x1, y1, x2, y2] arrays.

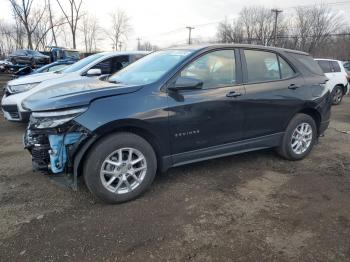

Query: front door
[[166, 49, 245, 164]]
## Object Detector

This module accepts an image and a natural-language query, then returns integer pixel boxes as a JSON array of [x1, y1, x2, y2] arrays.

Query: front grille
[[2, 105, 20, 119], [32, 146, 50, 161]]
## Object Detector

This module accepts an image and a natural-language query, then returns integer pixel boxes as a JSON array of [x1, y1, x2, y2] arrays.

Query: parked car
[[315, 59, 349, 105], [8, 49, 50, 66], [2, 51, 148, 121], [343, 61, 350, 71], [23, 44, 331, 204], [12, 61, 75, 78]]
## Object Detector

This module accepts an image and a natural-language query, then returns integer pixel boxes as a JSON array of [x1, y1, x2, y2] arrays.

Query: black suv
[[23, 44, 331, 203]]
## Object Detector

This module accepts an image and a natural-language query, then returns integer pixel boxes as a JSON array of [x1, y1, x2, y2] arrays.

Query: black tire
[[84, 132, 157, 204], [277, 113, 317, 161], [332, 85, 343, 105]]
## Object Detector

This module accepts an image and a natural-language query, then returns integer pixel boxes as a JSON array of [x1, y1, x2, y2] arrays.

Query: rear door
[[241, 49, 305, 140], [330, 60, 346, 86]]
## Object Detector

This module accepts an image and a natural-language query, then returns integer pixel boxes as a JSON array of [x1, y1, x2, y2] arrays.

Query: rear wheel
[[332, 85, 343, 105], [84, 132, 157, 204], [277, 114, 317, 160]]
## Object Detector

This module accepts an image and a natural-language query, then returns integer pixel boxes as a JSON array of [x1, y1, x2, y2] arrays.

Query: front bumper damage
[[24, 121, 92, 190]]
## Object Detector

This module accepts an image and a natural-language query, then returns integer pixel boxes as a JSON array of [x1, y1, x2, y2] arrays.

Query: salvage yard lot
[[0, 73, 350, 261]]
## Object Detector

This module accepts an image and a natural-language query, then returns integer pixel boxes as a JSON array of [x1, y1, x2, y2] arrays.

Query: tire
[[84, 132, 157, 204], [277, 114, 317, 161], [332, 85, 343, 105]]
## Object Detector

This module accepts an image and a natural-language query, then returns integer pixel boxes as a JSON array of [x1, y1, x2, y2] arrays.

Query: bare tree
[[217, 18, 244, 43], [56, 0, 83, 49], [8, 0, 47, 49], [48, 0, 57, 46], [108, 10, 131, 51], [138, 41, 159, 51], [80, 14, 100, 52], [288, 5, 344, 54], [217, 7, 281, 45]]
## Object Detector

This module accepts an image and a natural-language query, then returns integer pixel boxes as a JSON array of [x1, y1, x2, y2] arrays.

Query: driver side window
[[180, 50, 236, 89]]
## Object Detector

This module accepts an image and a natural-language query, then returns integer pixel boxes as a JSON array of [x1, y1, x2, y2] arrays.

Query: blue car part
[[48, 133, 82, 173]]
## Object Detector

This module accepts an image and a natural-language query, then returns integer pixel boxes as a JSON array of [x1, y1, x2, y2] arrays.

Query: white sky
[[1, 0, 350, 51]]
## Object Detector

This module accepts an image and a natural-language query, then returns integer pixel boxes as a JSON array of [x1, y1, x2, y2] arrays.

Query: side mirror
[[86, 68, 102, 77], [169, 76, 203, 91]]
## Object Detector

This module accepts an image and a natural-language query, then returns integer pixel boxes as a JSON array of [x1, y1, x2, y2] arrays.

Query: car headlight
[[31, 107, 88, 129], [8, 82, 40, 94]]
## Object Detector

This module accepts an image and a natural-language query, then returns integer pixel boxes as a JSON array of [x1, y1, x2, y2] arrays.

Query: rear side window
[[244, 50, 296, 83], [330, 61, 341, 72], [279, 56, 295, 79], [291, 53, 324, 75], [317, 60, 332, 73]]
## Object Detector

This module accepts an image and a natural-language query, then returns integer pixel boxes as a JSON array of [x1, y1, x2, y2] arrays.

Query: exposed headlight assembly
[[8, 82, 40, 93], [31, 107, 88, 129]]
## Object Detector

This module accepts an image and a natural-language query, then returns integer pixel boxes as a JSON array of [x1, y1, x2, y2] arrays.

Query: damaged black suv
[[23, 44, 331, 203]]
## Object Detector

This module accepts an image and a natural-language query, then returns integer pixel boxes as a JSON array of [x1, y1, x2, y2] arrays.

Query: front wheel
[[84, 132, 157, 204], [277, 114, 317, 160], [332, 85, 343, 105]]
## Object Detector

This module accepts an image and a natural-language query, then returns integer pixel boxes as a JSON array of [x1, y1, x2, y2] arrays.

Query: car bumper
[[319, 120, 330, 136], [2, 93, 30, 122], [2, 105, 30, 122]]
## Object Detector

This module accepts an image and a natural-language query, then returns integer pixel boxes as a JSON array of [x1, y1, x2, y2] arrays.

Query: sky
[[1, 0, 350, 51]]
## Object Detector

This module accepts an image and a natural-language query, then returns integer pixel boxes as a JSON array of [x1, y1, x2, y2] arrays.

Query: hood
[[8, 71, 65, 86], [22, 77, 143, 112]]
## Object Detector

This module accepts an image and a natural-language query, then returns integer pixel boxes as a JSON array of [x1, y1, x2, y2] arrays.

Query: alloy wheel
[[333, 87, 343, 104], [290, 123, 313, 155], [100, 148, 147, 194]]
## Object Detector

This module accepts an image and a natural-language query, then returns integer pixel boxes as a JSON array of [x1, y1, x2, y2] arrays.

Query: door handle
[[226, 91, 242, 98], [288, 84, 300, 90]]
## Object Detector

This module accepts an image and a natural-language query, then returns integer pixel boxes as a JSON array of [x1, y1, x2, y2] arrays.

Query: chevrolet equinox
[[23, 44, 331, 203]]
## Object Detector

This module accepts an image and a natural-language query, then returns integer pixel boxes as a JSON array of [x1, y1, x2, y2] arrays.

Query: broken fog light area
[[48, 133, 82, 173]]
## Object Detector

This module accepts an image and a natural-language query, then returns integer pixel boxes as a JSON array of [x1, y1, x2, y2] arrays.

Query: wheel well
[[299, 108, 321, 135], [334, 84, 346, 95], [76, 126, 163, 177]]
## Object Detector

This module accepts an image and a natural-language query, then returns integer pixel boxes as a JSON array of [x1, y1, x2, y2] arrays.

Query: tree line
[[1, 1, 349, 60], [216, 5, 350, 60], [0, 0, 139, 57]]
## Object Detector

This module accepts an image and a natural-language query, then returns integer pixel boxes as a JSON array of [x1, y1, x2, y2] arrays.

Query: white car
[[1, 51, 148, 122], [315, 59, 349, 105]]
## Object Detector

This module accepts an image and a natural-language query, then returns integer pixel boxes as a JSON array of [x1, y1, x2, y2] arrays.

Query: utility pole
[[118, 41, 123, 51], [186, 26, 195, 45], [271, 9, 283, 46], [137, 37, 141, 50]]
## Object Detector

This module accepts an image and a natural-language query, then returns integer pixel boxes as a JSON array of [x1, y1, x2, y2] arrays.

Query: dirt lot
[[0, 73, 350, 262]]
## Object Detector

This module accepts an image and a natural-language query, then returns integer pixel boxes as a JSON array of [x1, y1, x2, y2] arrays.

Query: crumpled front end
[[24, 113, 92, 189]]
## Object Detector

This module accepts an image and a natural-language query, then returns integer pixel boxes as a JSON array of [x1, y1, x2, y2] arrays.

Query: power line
[[129, 0, 350, 45]]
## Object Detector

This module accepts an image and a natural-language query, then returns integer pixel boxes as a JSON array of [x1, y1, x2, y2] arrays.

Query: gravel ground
[[0, 73, 350, 262]]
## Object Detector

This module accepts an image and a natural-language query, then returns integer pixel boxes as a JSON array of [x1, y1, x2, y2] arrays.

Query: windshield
[[65, 50, 80, 60], [109, 50, 192, 85], [61, 53, 104, 73]]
